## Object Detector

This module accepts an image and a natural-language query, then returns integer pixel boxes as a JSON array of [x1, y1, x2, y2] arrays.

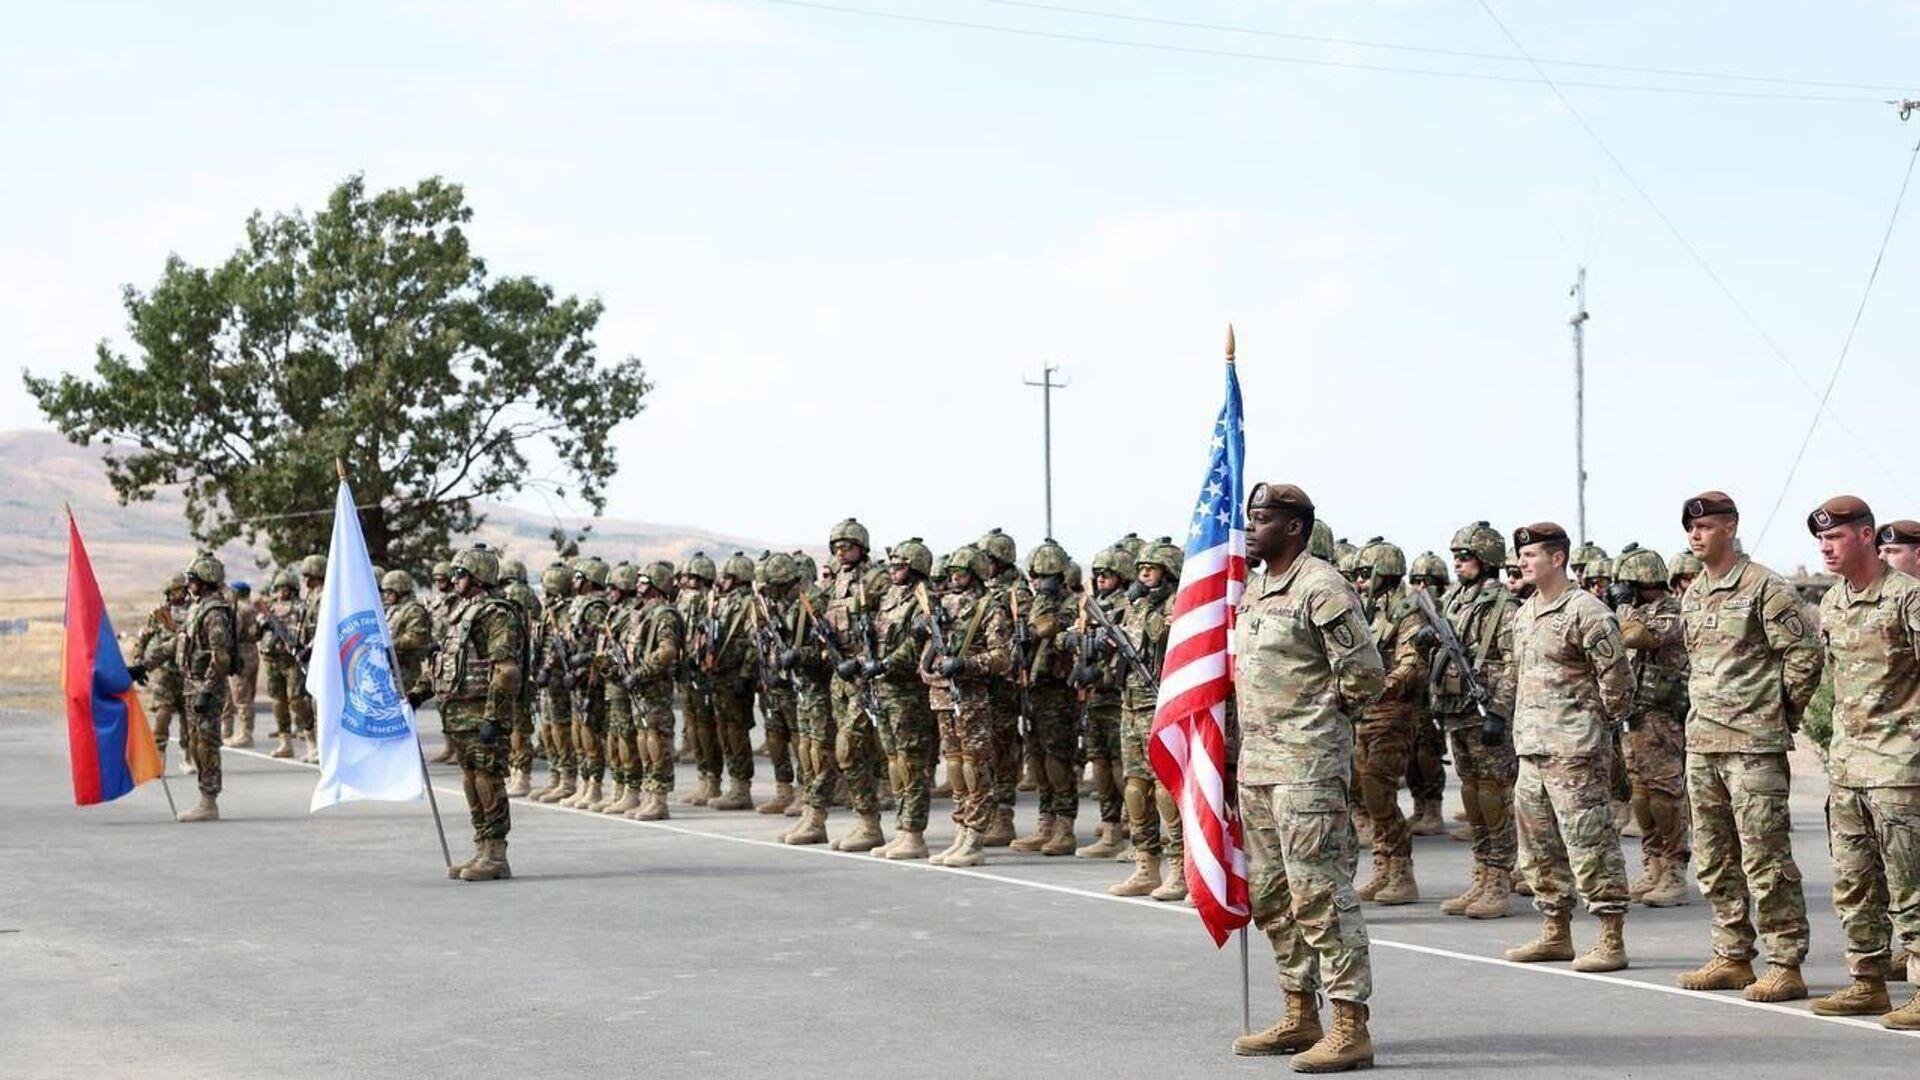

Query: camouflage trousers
[[878, 683, 937, 832], [222, 650, 258, 736], [677, 679, 721, 785], [1120, 704, 1182, 859], [1624, 710, 1688, 867], [146, 670, 182, 752], [265, 658, 299, 736], [759, 684, 797, 786], [569, 683, 607, 783], [795, 676, 839, 810], [1686, 751, 1808, 965], [445, 705, 510, 842], [605, 686, 639, 789], [940, 683, 999, 832], [181, 690, 223, 798], [537, 683, 572, 782], [990, 680, 1022, 812], [1083, 699, 1123, 825], [631, 691, 677, 795], [1406, 714, 1446, 804], [1355, 714, 1414, 860], [1027, 681, 1079, 821], [831, 675, 880, 816], [1242, 780, 1371, 1004], [1826, 783, 1920, 979], [713, 680, 756, 784], [1443, 716, 1518, 873], [509, 688, 535, 775], [1515, 753, 1629, 917]]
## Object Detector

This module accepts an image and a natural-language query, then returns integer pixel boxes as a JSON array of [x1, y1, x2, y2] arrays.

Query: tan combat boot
[[757, 782, 795, 815], [929, 825, 969, 866], [833, 813, 885, 853], [1440, 864, 1486, 917], [636, 791, 672, 821], [1502, 912, 1575, 963], [1041, 817, 1078, 857], [1109, 852, 1162, 897], [1076, 822, 1123, 859], [1883, 990, 1920, 1030], [1409, 798, 1445, 837], [1232, 990, 1323, 1056], [1676, 955, 1756, 991], [783, 806, 828, 846], [536, 773, 575, 804], [270, 733, 294, 759], [302, 737, 320, 765], [1628, 857, 1660, 903], [1744, 964, 1806, 1002], [944, 826, 986, 868], [1811, 976, 1890, 1016], [979, 808, 1016, 848], [1151, 865, 1189, 903], [1642, 860, 1689, 908], [1355, 854, 1388, 903], [589, 781, 623, 813], [505, 768, 531, 798], [1571, 912, 1627, 972], [224, 719, 255, 748], [177, 794, 220, 823], [569, 778, 603, 809], [1010, 814, 1057, 853], [459, 838, 512, 881], [605, 784, 643, 815], [1373, 857, 1419, 906], [447, 840, 483, 879], [883, 829, 929, 860], [709, 778, 753, 811], [1465, 869, 1514, 919], [1290, 999, 1373, 1073]]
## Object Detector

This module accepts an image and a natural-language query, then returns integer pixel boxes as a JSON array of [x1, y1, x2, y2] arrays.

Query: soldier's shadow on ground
[[1382, 1032, 1830, 1068]]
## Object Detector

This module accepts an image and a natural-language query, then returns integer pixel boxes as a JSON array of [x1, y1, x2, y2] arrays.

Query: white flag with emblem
[[306, 478, 426, 810]]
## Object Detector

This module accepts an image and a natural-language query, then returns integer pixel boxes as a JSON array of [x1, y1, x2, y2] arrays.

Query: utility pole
[[1023, 363, 1068, 539], [1569, 266, 1590, 545]]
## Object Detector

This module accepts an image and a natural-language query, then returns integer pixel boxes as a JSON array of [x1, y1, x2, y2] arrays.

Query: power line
[[964, 0, 1919, 95], [748, 0, 1885, 104], [1753, 136, 1920, 545], [1469, 0, 1917, 510]]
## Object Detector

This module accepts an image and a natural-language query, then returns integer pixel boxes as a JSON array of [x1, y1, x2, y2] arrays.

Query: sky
[[5, 0, 1919, 572]]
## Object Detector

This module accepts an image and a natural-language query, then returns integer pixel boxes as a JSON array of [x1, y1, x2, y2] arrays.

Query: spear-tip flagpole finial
[[334, 458, 348, 483], [1225, 323, 1236, 363]]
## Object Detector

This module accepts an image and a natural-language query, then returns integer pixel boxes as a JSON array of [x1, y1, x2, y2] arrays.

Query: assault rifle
[[797, 591, 881, 725], [748, 584, 797, 693], [914, 582, 971, 705], [1008, 587, 1033, 738], [261, 611, 308, 678], [1081, 588, 1158, 696], [1410, 588, 1503, 745]]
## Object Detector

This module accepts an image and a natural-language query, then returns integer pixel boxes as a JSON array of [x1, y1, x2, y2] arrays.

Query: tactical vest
[[432, 595, 516, 703]]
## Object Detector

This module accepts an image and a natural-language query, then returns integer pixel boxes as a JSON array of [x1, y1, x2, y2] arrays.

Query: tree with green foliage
[[26, 175, 650, 569]]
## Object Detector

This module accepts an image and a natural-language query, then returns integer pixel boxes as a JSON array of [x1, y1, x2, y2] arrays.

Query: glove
[[297, 646, 313, 665], [407, 688, 431, 709], [862, 659, 884, 679], [780, 648, 801, 671], [1479, 712, 1507, 747], [939, 656, 965, 677], [1410, 625, 1437, 650], [1071, 662, 1099, 686], [561, 671, 577, 691], [127, 662, 148, 686], [477, 718, 502, 742], [835, 659, 861, 680], [194, 690, 217, 715], [1606, 582, 1636, 610], [624, 671, 645, 692]]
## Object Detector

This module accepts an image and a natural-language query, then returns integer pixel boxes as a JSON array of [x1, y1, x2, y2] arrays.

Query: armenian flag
[[63, 510, 164, 806]]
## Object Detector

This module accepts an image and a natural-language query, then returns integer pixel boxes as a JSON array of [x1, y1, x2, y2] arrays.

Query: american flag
[[1148, 341, 1251, 947]]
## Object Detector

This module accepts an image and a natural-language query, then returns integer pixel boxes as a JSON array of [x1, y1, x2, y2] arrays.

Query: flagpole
[[158, 773, 181, 820], [1223, 324, 1251, 1036], [335, 459, 453, 872]]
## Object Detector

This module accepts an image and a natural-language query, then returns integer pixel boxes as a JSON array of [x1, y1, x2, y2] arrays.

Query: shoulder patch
[[1590, 635, 1615, 662], [1778, 608, 1806, 640]]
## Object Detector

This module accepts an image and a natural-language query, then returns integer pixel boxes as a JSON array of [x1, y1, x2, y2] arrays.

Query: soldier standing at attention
[[1068, 546, 1133, 859], [675, 553, 722, 805], [1608, 546, 1692, 908], [976, 528, 1030, 846], [622, 561, 685, 821], [1673, 492, 1822, 1002], [129, 573, 187, 767], [1108, 541, 1185, 902], [751, 552, 801, 817], [410, 546, 522, 881], [706, 553, 761, 812], [1009, 539, 1082, 856], [596, 563, 644, 815], [221, 581, 260, 748], [1230, 483, 1383, 1070], [780, 552, 839, 844], [1879, 519, 1920, 577], [866, 540, 937, 859], [1500, 523, 1635, 973], [822, 520, 883, 839], [1404, 553, 1451, 837], [530, 563, 577, 803], [1349, 541, 1427, 906], [295, 554, 326, 764], [561, 556, 612, 809], [922, 546, 1013, 868], [175, 555, 235, 822], [1806, 497, 1920, 1026], [499, 560, 541, 797], [258, 571, 305, 759], [382, 570, 435, 725]]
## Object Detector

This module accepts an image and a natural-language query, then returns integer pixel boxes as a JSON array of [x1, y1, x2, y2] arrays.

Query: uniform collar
[[1706, 556, 1750, 594], [1530, 583, 1578, 617], [1263, 552, 1314, 596], [1842, 562, 1892, 605]]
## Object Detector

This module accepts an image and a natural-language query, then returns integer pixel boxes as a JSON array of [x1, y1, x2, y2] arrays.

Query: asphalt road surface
[[3, 705, 1916, 1078]]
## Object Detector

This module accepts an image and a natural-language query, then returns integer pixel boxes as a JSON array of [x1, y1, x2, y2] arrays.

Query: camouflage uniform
[[981, 537, 1032, 828], [531, 567, 575, 797], [1682, 556, 1821, 966], [420, 561, 523, 870], [748, 563, 798, 804], [1020, 545, 1080, 836], [788, 583, 839, 814], [175, 573, 235, 798], [258, 576, 306, 751], [1236, 551, 1385, 1005], [1818, 564, 1920, 981], [623, 566, 684, 813], [674, 569, 722, 803], [222, 589, 259, 743], [599, 572, 642, 806], [1078, 577, 1129, 838], [384, 584, 435, 705], [922, 561, 1013, 841], [872, 573, 935, 835], [1355, 557, 1428, 894], [134, 587, 186, 756], [1118, 574, 1179, 860], [296, 568, 323, 746], [1617, 587, 1692, 879], [1434, 565, 1520, 878], [500, 568, 541, 788], [564, 564, 612, 797], [1508, 584, 1634, 918], [824, 550, 882, 819], [707, 561, 760, 806]]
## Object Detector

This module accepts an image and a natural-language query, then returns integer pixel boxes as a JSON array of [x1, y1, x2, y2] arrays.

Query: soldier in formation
[[174, 555, 235, 822], [220, 580, 259, 748], [129, 573, 187, 768]]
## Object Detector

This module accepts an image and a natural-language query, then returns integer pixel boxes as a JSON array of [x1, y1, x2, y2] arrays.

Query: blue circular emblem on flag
[[335, 610, 408, 739]]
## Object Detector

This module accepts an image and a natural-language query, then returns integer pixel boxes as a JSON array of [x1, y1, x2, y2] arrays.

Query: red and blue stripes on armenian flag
[[63, 511, 163, 805]]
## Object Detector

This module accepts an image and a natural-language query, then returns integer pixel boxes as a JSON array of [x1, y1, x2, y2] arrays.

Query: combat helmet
[[977, 528, 1018, 569], [1612, 544, 1668, 587], [431, 560, 453, 583], [1309, 519, 1336, 562], [299, 554, 327, 581], [1336, 547, 1362, 577], [1026, 538, 1070, 578], [1410, 551, 1449, 585], [759, 550, 802, 587], [1118, 532, 1146, 560], [1138, 537, 1184, 579], [165, 572, 188, 596], [571, 555, 609, 588], [186, 555, 225, 587], [1333, 538, 1358, 567], [1064, 560, 1083, 592], [1668, 551, 1703, 586], [1449, 521, 1506, 571], [500, 558, 527, 585], [608, 562, 640, 592], [452, 545, 500, 587], [828, 518, 871, 552], [721, 551, 757, 583], [640, 560, 677, 593], [1359, 540, 1407, 580], [888, 538, 934, 579], [540, 561, 571, 596], [270, 570, 296, 592], [789, 550, 818, 585], [1090, 544, 1136, 584], [679, 551, 716, 584], [380, 569, 415, 595], [1570, 543, 1609, 576], [946, 545, 991, 581]]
